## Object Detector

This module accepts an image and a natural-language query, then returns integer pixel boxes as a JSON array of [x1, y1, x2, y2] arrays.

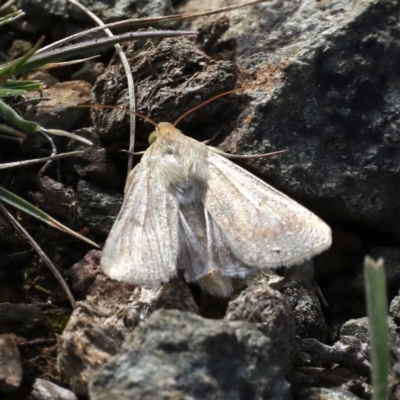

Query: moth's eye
[[149, 131, 158, 144]]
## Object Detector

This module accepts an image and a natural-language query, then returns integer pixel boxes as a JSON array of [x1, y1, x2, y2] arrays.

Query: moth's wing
[[207, 212, 255, 278], [101, 163, 178, 286], [205, 151, 332, 269], [177, 205, 251, 296]]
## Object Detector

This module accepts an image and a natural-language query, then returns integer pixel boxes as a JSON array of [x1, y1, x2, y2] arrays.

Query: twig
[[0, 151, 84, 170]]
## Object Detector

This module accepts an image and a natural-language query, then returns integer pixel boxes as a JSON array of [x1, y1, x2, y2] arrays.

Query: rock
[[339, 247, 400, 311], [130, 280, 199, 319], [92, 36, 238, 144], [299, 387, 363, 400], [283, 267, 327, 341], [226, 274, 296, 372], [23, 81, 91, 131], [390, 333, 400, 397], [67, 249, 134, 299], [89, 310, 292, 400], [76, 180, 123, 237], [30, 378, 77, 400], [340, 316, 397, 343], [8, 39, 33, 60], [179, 0, 400, 238], [69, 147, 122, 191], [58, 281, 197, 396], [362, 247, 400, 292], [16, 0, 68, 18], [67, 0, 175, 23], [313, 229, 364, 280], [57, 296, 139, 396], [0, 334, 22, 392], [291, 367, 371, 399], [0, 303, 41, 323], [390, 292, 400, 324], [71, 61, 105, 85], [26, 70, 59, 87]]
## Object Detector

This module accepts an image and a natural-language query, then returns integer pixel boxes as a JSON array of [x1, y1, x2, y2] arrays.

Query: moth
[[101, 101, 332, 296]]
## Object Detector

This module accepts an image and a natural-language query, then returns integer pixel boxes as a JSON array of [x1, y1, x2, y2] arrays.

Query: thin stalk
[[364, 256, 390, 400]]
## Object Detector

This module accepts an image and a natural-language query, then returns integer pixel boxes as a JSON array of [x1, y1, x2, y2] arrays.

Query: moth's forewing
[[101, 150, 179, 286], [204, 150, 331, 269]]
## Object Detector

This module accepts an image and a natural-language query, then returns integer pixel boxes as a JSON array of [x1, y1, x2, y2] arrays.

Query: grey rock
[[340, 316, 397, 343], [57, 296, 140, 396], [366, 247, 400, 291], [23, 81, 91, 131], [181, 0, 400, 237], [348, 247, 400, 296], [89, 310, 292, 400], [71, 61, 105, 85], [18, 0, 142, 22], [226, 274, 296, 372], [291, 366, 371, 398], [0, 334, 22, 393], [299, 387, 362, 400], [284, 273, 327, 341], [67, 0, 141, 23], [60, 0, 174, 24], [130, 280, 199, 319], [0, 303, 41, 323], [67, 249, 135, 298], [390, 292, 400, 324], [30, 378, 77, 400], [58, 281, 197, 396], [136, 0, 175, 19], [92, 36, 238, 143], [16, 0, 68, 17], [76, 179, 122, 236], [71, 147, 122, 191]]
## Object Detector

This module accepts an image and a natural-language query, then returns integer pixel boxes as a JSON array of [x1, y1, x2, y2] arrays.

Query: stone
[[0, 334, 22, 393], [30, 378, 77, 400], [89, 310, 292, 400]]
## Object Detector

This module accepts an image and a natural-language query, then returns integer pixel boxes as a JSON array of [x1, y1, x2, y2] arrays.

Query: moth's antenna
[[76, 104, 158, 127], [172, 84, 266, 127]]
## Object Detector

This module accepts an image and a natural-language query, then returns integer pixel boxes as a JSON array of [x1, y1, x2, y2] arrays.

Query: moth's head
[[148, 122, 180, 144], [148, 129, 158, 144]]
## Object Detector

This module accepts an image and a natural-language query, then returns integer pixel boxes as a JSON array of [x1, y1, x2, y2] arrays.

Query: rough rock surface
[[181, 0, 400, 238], [57, 297, 139, 396], [89, 310, 292, 400], [29, 378, 78, 400], [299, 387, 363, 400], [58, 281, 197, 396], [226, 274, 296, 372], [0, 334, 22, 393]]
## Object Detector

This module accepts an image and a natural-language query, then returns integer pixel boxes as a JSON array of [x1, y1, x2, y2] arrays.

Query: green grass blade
[[0, 88, 28, 97], [3, 79, 43, 92], [0, 99, 39, 133], [0, 10, 24, 28], [364, 256, 390, 400], [0, 186, 98, 248], [0, 36, 44, 78]]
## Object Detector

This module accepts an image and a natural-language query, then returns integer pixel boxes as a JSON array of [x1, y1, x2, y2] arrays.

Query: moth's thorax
[[148, 123, 209, 205]]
